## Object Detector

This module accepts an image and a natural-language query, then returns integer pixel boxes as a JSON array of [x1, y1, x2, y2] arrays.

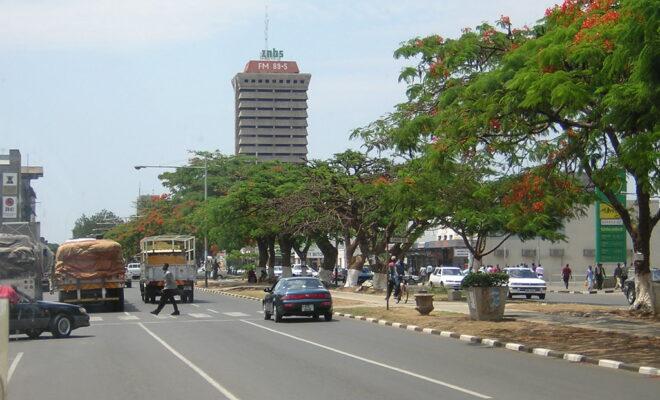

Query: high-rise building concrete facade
[[0, 149, 43, 225], [232, 60, 311, 163]]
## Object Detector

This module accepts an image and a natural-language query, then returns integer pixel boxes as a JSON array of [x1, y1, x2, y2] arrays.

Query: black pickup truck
[[9, 292, 90, 339]]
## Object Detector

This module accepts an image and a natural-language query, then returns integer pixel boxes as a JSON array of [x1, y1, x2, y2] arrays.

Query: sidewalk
[[329, 290, 660, 338]]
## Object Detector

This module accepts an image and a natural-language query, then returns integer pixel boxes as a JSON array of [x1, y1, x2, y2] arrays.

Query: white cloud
[[0, 0, 263, 50]]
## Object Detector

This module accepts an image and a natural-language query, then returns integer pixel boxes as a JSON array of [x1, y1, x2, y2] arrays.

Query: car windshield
[[280, 278, 325, 290], [442, 269, 461, 275], [508, 269, 537, 278]]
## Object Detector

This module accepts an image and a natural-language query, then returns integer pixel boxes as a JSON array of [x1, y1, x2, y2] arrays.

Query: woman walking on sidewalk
[[585, 265, 594, 291], [561, 264, 572, 289]]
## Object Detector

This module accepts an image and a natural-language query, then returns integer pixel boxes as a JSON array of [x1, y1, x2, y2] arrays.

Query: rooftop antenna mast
[[264, 5, 269, 58]]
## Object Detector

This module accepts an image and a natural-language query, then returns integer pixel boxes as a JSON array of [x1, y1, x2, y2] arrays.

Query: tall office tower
[[232, 53, 311, 163]]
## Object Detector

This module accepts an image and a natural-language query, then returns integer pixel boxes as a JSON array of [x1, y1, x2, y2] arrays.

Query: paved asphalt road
[[7, 283, 658, 400]]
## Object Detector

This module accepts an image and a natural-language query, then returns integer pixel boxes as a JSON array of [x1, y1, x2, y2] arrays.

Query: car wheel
[[26, 329, 42, 339], [312, 314, 319, 321], [126, 281, 132, 288], [324, 313, 332, 322], [525, 294, 532, 299], [507, 291, 513, 299], [263, 302, 271, 320], [51, 315, 73, 338], [626, 289, 635, 305], [538, 294, 546, 300], [274, 305, 282, 323]]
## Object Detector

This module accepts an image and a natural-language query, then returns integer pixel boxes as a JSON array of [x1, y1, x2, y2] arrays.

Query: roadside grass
[[334, 306, 660, 368]]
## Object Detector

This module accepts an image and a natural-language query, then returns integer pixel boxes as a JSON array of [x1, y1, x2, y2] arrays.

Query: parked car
[[273, 265, 283, 277], [358, 266, 374, 284], [505, 268, 547, 299], [292, 264, 318, 277], [332, 267, 346, 283], [429, 266, 464, 289], [622, 268, 660, 304], [262, 277, 333, 322], [9, 291, 90, 339]]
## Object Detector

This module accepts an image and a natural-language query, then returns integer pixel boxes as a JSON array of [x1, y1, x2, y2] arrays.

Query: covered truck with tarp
[[139, 235, 196, 303], [0, 233, 43, 299], [54, 238, 125, 311]]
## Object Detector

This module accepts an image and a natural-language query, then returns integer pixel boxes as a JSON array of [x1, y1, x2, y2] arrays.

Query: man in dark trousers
[[151, 263, 180, 316], [594, 263, 606, 290], [561, 264, 572, 290]]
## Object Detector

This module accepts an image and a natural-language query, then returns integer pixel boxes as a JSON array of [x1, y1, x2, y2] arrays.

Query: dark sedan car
[[9, 292, 90, 339], [263, 277, 333, 322], [622, 268, 660, 304]]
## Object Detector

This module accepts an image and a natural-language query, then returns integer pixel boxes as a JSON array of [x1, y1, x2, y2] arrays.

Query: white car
[[505, 268, 547, 299], [429, 267, 464, 289], [273, 265, 283, 277], [291, 264, 318, 277], [126, 263, 141, 280]]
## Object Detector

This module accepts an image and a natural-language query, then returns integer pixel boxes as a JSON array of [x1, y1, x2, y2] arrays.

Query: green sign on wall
[[594, 179, 627, 263]]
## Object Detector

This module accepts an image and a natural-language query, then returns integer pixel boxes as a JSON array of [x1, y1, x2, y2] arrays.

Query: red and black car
[[263, 277, 333, 322]]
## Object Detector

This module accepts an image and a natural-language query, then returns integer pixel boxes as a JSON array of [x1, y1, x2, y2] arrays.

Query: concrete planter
[[414, 293, 435, 315], [466, 286, 508, 321]]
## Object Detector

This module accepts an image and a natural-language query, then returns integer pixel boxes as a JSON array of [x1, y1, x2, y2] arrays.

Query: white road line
[[124, 311, 131, 316], [223, 312, 250, 317], [119, 315, 140, 321], [207, 309, 220, 314], [241, 320, 491, 399], [90, 316, 103, 322], [8, 352, 23, 383], [189, 313, 212, 319], [192, 304, 201, 308], [138, 323, 240, 400]]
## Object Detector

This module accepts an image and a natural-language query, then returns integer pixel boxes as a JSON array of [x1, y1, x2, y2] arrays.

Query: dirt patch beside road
[[334, 306, 660, 368]]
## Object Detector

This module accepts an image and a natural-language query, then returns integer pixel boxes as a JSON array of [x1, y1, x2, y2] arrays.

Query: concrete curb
[[332, 311, 660, 377], [199, 287, 659, 377], [548, 289, 616, 294]]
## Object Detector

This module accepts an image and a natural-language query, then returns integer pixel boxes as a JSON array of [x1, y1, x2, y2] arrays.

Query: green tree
[[72, 209, 123, 239], [356, 0, 658, 312]]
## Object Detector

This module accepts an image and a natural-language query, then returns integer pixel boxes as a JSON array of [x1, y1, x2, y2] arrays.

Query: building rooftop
[[21, 166, 44, 179]]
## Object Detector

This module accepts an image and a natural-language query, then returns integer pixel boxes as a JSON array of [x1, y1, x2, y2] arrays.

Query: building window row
[[240, 134, 307, 138], [242, 79, 306, 84], [239, 98, 306, 103], [238, 106, 307, 111], [239, 116, 307, 120], [240, 89, 307, 94]]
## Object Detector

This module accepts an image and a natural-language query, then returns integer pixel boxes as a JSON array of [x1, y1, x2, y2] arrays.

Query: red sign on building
[[243, 60, 300, 74]]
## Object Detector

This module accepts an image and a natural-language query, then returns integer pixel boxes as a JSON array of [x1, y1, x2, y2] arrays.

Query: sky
[[0, 0, 557, 243]]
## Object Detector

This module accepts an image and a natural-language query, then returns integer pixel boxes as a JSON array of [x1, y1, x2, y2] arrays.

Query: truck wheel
[[51, 315, 73, 338], [538, 294, 546, 300], [26, 329, 42, 339]]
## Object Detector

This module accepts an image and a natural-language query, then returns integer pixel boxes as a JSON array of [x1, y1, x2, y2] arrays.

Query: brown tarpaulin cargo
[[55, 239, 124, 280], [0, 234, 38, 279]]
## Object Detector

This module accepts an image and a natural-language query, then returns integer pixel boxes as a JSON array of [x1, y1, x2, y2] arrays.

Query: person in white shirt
[[536, 265, 544, 279], [151, 263, 180, 316]]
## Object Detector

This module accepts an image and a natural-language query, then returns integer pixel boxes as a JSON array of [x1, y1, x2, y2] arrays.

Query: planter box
[[466, 286, 508, 321], [414, 293, 435, 315]]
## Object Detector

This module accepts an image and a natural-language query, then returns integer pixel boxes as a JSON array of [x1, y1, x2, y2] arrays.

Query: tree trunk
[[279, 234, 293, 278], [256, 237, 268, 277], [315, 236, 337, 284], [630, 185, 656, 314], [267, 236, 276, 279], [345, 255, 365, 287], [371, 258, 388, 291], [293, 239, 311, 276]]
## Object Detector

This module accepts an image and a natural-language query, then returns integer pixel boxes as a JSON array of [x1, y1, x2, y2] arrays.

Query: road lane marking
[[138, 323, 241, 400], [90, 316, 103, 322], [207, 309, 220, 314], [124, 311, 131, 316], [241, 320, 491, 399], [192, 304, 201, 308], [8, 352, 23, 383], [119, 315, 140, 321], [223, 312, 250, 317], [189, 313, 211, 318]]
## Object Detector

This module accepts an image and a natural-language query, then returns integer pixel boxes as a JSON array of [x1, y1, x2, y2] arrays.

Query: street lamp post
[[134, 162, 209, 287]]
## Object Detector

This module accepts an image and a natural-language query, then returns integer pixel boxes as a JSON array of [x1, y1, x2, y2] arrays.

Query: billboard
[[2, 196, 17, 219], [595, 177, 627, 263]]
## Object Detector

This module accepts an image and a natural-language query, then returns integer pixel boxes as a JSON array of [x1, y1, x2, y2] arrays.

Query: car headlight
[[79, 307, 88, 315]]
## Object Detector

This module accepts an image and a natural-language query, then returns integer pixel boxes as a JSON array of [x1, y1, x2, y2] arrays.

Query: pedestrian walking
[[594, 263, 606, 290], [621, 263, 628, 286], [151, 263, 180, 316], [536, 264, 544, 279], [613, 263, 623, 289], [561, 264, 572, 289], [212, 260, 219, 280], [585, 265, 594, 291], [419, 266, 427, 283], [386, 257, 399, 301]]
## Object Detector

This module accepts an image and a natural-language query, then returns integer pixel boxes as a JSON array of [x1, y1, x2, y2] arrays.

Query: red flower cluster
[[489, 118, 501, 131]]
